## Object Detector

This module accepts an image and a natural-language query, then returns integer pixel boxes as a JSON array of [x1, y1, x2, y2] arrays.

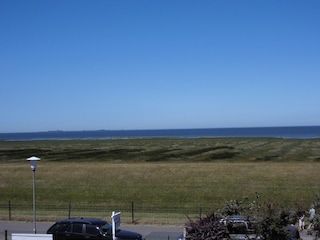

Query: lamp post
[[26, 156, 40, 234]]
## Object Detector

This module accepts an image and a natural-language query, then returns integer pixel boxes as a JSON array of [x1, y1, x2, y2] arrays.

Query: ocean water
[[0, 126, 320, 140]]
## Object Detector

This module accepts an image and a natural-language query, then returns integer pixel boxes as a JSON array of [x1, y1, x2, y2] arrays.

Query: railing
[[0, 201, 214, 225]]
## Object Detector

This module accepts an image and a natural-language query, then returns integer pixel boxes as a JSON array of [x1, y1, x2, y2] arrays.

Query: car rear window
[[228, 222, 248, 234], [48, 223, 70, 232]]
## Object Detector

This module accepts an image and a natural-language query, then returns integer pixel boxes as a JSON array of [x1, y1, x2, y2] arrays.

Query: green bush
[[184, 195, 303, 240], [184, 213, 228, 240], [258, 205, 290, 240]]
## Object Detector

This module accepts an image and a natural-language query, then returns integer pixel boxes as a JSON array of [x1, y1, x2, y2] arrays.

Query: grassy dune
[[1, 138, 320, 210]]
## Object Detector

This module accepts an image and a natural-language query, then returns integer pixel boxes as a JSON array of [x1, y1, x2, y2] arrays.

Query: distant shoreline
[[1, 126, 320, 141]]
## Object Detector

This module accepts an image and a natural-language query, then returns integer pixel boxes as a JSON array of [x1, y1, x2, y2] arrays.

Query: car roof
[[56, 218, 109, 225]]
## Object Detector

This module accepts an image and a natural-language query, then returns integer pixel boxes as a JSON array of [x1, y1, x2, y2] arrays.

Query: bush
[[257, 204, 290, 240], [184, 213, 228, 240], [183, 196, 300, 240]]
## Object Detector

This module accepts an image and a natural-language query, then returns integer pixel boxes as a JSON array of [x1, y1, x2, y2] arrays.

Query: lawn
[[1, 138, 320, 211]]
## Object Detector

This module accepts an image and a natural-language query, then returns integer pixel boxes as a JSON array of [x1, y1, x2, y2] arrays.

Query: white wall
[[12, 233, 52, 240]]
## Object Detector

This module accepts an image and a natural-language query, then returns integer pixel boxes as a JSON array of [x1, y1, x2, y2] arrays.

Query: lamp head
[[26, 156, 41, 171]]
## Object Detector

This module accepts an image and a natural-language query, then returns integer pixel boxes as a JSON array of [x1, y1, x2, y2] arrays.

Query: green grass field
[[1, 138, 320, 211]]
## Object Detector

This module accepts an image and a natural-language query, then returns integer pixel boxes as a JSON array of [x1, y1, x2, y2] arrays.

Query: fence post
[[68, 202, 71, 219], [5, 230, 7, 240], [8, 200, 11, 221], [131, 202, 134, 223]]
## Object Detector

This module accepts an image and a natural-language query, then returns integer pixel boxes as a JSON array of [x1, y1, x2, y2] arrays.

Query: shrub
[[184, 213, 228, 240], [257, 204, 290, 240], [184, 196, 296, 240]]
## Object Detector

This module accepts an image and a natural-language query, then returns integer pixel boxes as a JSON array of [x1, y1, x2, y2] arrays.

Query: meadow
[[1, 138, 320, 214]]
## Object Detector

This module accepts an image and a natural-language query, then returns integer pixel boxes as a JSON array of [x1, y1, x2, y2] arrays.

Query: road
[[0, 221, 183, 240], [0, 221, 314, 240]]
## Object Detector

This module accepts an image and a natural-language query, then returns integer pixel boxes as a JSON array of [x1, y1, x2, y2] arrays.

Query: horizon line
[[1, 125, 320, 134]]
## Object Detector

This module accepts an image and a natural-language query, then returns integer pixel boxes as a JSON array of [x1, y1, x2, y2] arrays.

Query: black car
[[47, 218, 144, 240], [223, 215, 263, 240]]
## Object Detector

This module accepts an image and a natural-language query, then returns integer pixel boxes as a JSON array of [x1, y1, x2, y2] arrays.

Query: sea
[[0, 126, 320, 141]]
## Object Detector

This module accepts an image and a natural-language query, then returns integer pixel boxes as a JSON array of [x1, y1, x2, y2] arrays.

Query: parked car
[[223, 215, 263, 240], [47, 218, 144, 240], [177, 216, 262, 240]]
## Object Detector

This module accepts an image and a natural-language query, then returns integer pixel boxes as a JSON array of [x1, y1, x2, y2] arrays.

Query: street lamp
[[26, 156, 41, 234]]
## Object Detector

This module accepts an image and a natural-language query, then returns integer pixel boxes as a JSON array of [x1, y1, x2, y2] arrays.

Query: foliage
[[218, 193, 261, 217], [221, 195, 288, 240], [184, 196, 297, 240], [309, 198, 320, 236], [257, 204, 290, 240], [312, 215, 320, 232], [313, 194, 320, 210], [184, 213, 228, 240]]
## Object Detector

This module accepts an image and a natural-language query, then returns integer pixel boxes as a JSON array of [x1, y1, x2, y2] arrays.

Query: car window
[[86, 224, 100, 235], [228, 222, 248, 234], [48, 223, 70, 232], [101, 223, 112, 234], [72, 223, 83, 233]]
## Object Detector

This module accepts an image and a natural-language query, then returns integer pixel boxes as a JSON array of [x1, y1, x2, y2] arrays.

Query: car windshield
[[100, 223, 112, 233]]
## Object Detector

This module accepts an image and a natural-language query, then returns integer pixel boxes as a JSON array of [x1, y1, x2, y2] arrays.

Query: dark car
[[223, 215, 263, 240], [47, 218, 144, 240], [177, 216, 263, 240]]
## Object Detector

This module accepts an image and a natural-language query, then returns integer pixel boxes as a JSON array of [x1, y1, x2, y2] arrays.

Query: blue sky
[[1, 0, 319, 133]]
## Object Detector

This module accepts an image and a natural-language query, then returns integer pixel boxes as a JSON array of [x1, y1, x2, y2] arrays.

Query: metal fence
[[0, 201, 215, 225]]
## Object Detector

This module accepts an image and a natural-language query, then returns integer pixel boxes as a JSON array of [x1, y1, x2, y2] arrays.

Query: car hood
[[116, 229, 143, 239]]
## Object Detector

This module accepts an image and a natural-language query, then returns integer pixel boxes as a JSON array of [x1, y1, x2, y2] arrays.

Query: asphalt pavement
[[0, 221, 315, 240], [0, 221, 183, 240]]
